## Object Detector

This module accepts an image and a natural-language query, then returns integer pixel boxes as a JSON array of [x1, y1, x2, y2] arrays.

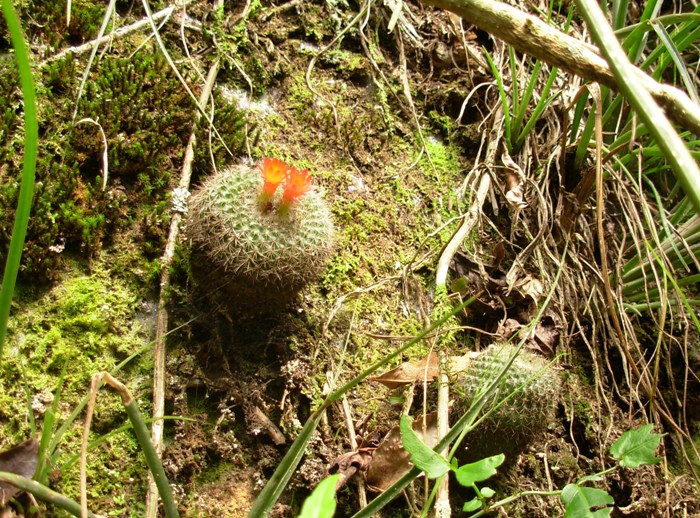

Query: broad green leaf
[[561, 483, 614, 518], [609, 425, 663, 468], [399, 415, 451, 479], [462, 498, 481, 512], [454, 454, 505, 487], [298, 474, 340, 518]]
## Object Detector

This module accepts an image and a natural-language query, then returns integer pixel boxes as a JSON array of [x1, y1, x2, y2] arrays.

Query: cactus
[[186, 160, 334, 309], [454, 343, 560, 460]]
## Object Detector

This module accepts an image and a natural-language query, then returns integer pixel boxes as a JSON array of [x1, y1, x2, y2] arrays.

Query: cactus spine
[[455, 343, 560, 458], [186, 160, 334, 309]]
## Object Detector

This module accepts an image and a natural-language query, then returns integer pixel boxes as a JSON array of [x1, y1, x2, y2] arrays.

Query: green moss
[[192, 93, 253, 175], [0, 256, 153, 510], [321, 253, 360, 291], [428, 110, 456, 135], [420, 136, 464, 185], [23, 0, 104, 47], [0, 259, 148, 435], [287, 74, 318, 122], [320, 50, 370, 82]]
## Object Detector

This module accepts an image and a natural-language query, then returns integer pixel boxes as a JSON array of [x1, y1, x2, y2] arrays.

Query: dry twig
[[144, 59, 221, 518]]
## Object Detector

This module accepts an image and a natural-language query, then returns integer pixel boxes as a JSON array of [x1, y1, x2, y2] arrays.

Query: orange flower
[[281, 166, 313, 205], [258, 157, 288, 202]]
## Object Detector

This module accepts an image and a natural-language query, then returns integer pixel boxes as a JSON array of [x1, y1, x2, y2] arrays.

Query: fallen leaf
[[531, 310, 561, 356], [501, 151, 528, 209], [371, 353, 478, 389], [370, 352, 439, 389], [0, 439, 39, 505], [366, 412, 439, 492]]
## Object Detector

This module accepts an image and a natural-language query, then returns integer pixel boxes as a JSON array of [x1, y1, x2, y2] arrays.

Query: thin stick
[[431, 104, 504, 517], [434, 348, 450, 518], [42, 6, 176, 65], [341, 393, 368, 507], [144, 58, 220, 518]]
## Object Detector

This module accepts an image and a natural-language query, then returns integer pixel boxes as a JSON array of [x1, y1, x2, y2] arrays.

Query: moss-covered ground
[[0, 0, 698, 517]]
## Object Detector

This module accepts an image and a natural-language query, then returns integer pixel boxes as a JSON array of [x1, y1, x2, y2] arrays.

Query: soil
[[0, 0, 698, 517]]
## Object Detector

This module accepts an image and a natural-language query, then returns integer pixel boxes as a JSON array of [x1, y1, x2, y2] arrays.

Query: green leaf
[[462, 498, 481, 512], [399, 415, 451, 479], [609, 425, 663, 468], [480, 487, 496, 498], [561, 483, 614, 518], [454, 454, 505, 487], [298, 474, 340, 518]]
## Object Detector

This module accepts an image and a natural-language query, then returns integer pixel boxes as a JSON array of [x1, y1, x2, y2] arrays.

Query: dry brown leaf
[[496, 311, 560, 357], [0, 439, 39, 505], [371, 352, 478, 390], [366, 412, 439, 492], [370, 352, 439, 389], [530, 310, 561, 356], [501, 151, 528, 209]]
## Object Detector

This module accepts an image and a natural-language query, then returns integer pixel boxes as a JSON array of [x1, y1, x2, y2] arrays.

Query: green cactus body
[[455, 343, 560, 460], [187, 163, 334, 310]]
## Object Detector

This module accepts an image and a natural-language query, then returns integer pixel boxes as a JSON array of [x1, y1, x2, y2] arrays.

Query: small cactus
[[454, 343, 560, 459], [187, 159, 334, 309]]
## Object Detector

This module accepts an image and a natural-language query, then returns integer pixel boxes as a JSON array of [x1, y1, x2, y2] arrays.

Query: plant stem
[[0, 472, 98, 517]]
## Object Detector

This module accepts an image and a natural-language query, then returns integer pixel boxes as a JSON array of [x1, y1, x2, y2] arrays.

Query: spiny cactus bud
[[186, 159, 334, 311], [454, 343, 560, 460]]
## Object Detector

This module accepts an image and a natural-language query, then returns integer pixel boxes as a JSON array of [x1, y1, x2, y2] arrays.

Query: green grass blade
[[512, 59, 541, 139], [484, 50, 512, 150], [247, 410, 325, 518], [122, 397, 179, 518], [651, 21, 699, 104], [569, 94, 588, 145], [576, 0, 700, 215], [0, 472, 99, 517], [620, 0, 662, 62], [248, 294, 481, 517], [514, 65, 558, 151], [509, 46, 520, 131], [611, 0, 629, 30], [616, 13, 700, 39], [60, 416, 193, 472], [0, 0, 39, 362], [36, 363, 67, 485], [644, 9, 700, 77]]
